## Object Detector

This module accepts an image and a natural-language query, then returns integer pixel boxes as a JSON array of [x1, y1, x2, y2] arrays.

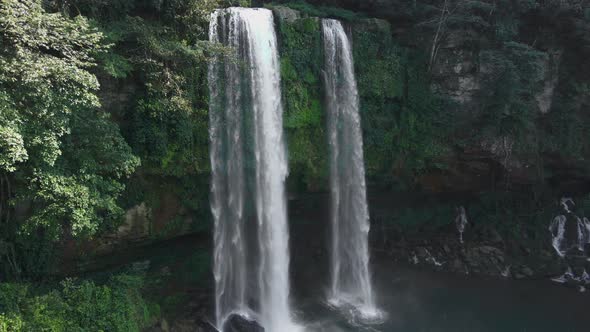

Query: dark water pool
[[287, 195, 590, 332], [292, 261, 590, 332], [73, 229, 589, 332]]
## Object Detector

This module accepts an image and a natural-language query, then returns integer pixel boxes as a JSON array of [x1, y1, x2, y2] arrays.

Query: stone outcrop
[[262, 0, 590, 194], [223, 315, 265, 332], [66, 1, 590, 281], [272, 5, 300, 22]]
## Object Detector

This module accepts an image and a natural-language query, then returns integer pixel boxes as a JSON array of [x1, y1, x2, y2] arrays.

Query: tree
[[0, 0, 139, 279]]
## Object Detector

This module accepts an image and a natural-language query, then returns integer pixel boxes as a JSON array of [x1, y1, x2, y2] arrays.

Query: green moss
[[277, 17, 328, 191], [0, 274, 157, 332], [160, 293, 189, 317], [353, 21, 450, 185], [352, 22, 402, 179], [181, 250, 211, 285], [276, 13, 451, 189], [543, 61, 590, 161], [267, 1, 366, 21]]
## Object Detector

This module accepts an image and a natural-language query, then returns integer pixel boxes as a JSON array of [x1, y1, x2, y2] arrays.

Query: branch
[[429, 0, 449, 73]]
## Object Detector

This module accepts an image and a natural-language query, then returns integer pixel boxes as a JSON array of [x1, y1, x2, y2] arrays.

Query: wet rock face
[[263, 0, 590, 194], [431, 34, 480, 109], [464, 245, 505, 275], [271, 5, 300, 22], [399, 237, 563, 279], [406, 241, 510, 277], [223, 315, 265, 332], [535, 50, 561, 114], [369, 198, 565, 280], [96, 73, 137, 118], [269, 0, 413, 20]]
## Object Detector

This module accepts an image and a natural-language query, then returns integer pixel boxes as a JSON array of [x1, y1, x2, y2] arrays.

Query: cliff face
[[264, 0, 590, 194], [265, 3, 578, 280], [74, 2, 590, 276]]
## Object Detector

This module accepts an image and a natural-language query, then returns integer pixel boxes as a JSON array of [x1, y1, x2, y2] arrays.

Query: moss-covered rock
[[274, 12, 328, 191]]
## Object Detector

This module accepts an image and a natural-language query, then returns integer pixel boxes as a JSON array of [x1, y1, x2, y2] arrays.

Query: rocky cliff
[[263, 0, 590, 194], [66, 1, 590, 283]]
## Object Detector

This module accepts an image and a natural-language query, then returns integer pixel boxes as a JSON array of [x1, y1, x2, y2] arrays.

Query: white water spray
[[209, 8, 300, 332], [549, 215, 567, 258], [455, 206, 468, 244], [322, 18, 382, 321]]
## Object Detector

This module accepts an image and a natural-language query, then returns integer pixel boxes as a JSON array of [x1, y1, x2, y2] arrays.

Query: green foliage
[[495, 17, 520, 41], [393, 203, 454, 234], [267, 1, 365, 21], [468, 190, 555, 246], [2, 0, 584, 289], [164, 0, 256, 40], [7, 233, 56, 281], [44, 0, 136, 20], [395, 56, 450, 173], [99, 53, 133, 79], [352, 24, 402, 178], [478, 42, 547, 153], [0, 274, 157, 332], [0, 0, 104, 170], [180, 250, 211, 285], [0, 0, 139, 279], [277, 17, 328, 190], [384, 189, 556, 250], [45, 0, 222, 239], [159, 0, 225, 42], [94, 5, 215, 180], [543, 67, 590, 158], [353, 22, 450, 183], [276, 14, 451, 188], [0, 96, 27, 172]]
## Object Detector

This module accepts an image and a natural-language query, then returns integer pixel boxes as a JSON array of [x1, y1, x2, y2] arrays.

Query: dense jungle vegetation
[[1, 0, 589, 330]]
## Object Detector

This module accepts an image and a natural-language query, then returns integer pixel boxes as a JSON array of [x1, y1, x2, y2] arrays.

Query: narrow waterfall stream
[[208, 8, 301, 332], [322, 19, 383, 322]]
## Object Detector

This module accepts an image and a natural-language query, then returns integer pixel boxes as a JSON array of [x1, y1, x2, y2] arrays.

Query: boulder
[[513, 266, 534, 280], [271, 6, 300, 23], [465, 245, 505, 276], [223, 315, 265, 332]]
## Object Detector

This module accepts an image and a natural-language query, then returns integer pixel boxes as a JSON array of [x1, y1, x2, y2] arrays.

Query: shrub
[[0, 274, 157, 332]]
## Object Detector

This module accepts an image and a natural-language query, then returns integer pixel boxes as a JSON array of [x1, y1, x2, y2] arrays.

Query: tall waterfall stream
[[208, 9, 385, 330], [322, 18, 382, 322], [209, 8, 301, 332]]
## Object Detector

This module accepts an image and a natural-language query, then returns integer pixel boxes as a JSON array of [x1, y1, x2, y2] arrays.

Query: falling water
[[550, 197, 587, 258], [583, 217, 590, 246], [455, 206, 468, 244], [322, 18, 381, 321], [549, 197, 589, 286], [209, 8, 300, 332], [550, 215, 567, 258]]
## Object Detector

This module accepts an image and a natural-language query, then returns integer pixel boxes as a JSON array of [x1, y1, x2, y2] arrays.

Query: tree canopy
[[0, 0, 139, 279]]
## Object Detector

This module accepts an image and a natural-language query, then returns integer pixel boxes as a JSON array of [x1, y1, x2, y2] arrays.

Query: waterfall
[[583, 217, 590, 245], [209, 8, 300, 332], [455, 206, 468, 244], [550, 215, 568, 258], [322, 19, 381, 320]]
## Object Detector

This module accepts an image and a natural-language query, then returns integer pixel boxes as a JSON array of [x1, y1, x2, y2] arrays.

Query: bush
[[0, 274, 157, 332], [277, 17, 328, 191], [267, 1, 365, 21]]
